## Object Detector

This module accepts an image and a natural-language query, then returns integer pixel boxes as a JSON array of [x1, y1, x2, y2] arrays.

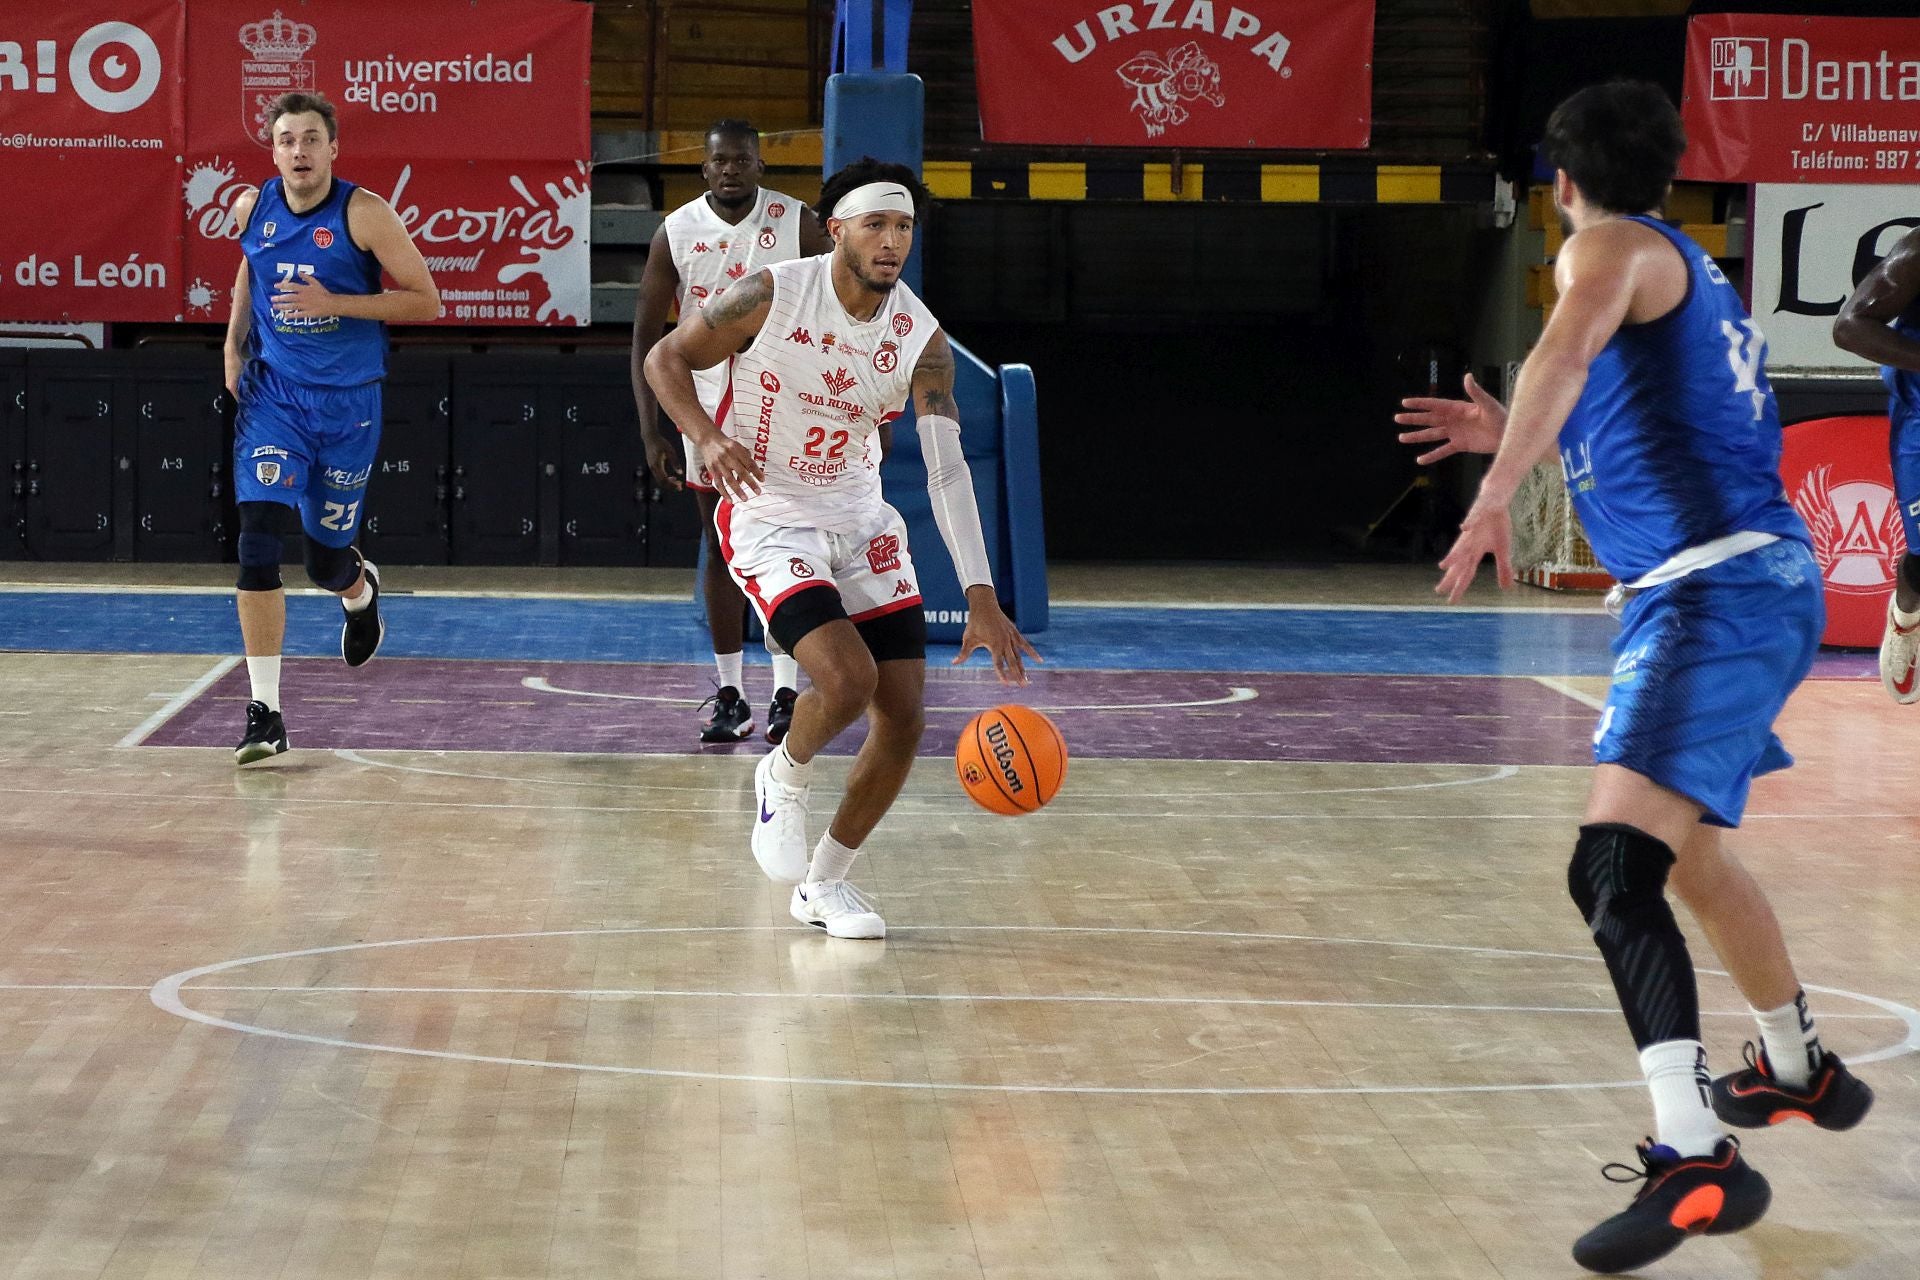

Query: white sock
[[770, 649, 799, 694], [246, 655, 282, 711], [769, 741, 813, 787], [808, 832, 859, 883], [1753, 990, 1822, 1088], [341, 577, 374, 613], [1640, 1040, 1724, 1157], [714, 650, 744, 693], [1893, 599, 1920, 629]]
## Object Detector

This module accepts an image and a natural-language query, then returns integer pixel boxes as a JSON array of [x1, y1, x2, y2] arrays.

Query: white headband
[[831, 181, 915, 221]]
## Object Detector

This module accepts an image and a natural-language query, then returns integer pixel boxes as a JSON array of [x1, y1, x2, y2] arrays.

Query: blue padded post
[[823, 72, 925, 295], [998, 363, 1048, 633]]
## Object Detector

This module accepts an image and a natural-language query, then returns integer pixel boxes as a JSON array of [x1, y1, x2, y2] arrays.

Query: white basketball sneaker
[[790, 879, 886, 939], [751, 750, 812, 883], [1880, 600, 1920, 704]]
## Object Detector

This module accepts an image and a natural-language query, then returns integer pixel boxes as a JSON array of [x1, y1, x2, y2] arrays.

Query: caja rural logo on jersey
[[1793, 463, 1909, 594]]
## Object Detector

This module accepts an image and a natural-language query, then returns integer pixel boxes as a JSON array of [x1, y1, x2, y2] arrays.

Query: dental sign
[[0, 1, 590, 325], [1680, 14, 1920, 184]]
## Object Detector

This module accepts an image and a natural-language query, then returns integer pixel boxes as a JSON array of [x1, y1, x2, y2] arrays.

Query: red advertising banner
[[0, 2, 187, 322], [970, 0, 1373, 149], [1680, 13, 1920, 184], [2, 0, 590, 326]]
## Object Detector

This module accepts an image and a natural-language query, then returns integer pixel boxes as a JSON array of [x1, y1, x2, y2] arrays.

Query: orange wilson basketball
[[955, 705, 1067, 815]]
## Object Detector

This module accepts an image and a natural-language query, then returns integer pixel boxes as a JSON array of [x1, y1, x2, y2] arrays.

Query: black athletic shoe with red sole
[[1571, 1137, 1770, 1274], [1710, 1041, 1874, 1131]]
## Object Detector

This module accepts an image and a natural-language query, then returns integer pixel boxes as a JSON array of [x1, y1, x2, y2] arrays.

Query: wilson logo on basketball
[[891, 313, 913, 337], [984, 721, 1025, 793], [1793, 464, 1907, 594], [759, 370, 781, 393], [789, 557, 814, 579], [822, 367, 857, 396], [311, 227, 333, 249]]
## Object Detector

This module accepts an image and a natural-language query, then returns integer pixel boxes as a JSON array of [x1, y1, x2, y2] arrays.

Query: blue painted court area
[[3, 588, 1636, 675]]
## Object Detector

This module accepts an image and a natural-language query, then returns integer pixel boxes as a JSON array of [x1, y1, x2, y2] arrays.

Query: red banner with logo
[[2, 0, 589, 326], [1680, 13, 1920, 184], [971, 0, 1373, 149], [0, 2, 187, 322]]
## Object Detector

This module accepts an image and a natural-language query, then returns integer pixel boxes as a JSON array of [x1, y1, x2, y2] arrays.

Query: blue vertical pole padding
[[822, 73, 925, 294], [882, 0, 915, 72], [842, 0, 873, 73], [997, 363, 1048, 633]]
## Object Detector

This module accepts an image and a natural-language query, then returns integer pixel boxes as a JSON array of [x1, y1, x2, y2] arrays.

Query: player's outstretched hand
[[1436, 500, 1514, 604], [1396, 372, 1508, 465], [644, 433, 686, 492], [698, 435, 764, 503], [955, 589, 1042, 686]]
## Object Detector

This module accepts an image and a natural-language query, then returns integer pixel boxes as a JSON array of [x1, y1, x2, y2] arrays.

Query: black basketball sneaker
[[699, 685, 754, 743], [765, 686, 798, 745], [1710, 1042, 1874, 1131], [234, 700, 289, 766], [341, 559, 385, 668], [1571, 1137, 1769, 1274]]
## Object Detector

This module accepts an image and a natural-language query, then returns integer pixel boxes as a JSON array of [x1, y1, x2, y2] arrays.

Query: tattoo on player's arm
[[914, 341, 957, 416], [701, 270, 773, 331]]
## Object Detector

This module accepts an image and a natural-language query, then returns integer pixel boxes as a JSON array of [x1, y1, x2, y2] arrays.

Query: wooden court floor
[[2, 566, 1918, 1279]]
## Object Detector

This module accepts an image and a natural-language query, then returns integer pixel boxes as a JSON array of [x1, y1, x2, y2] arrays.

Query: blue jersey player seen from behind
[[1833, 222, 1920, 703], [222, 90, 439, 765], [1395, 81, 1872, 1275]]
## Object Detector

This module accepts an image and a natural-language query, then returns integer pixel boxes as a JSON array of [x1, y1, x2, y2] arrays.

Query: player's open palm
[[956, 595, 1042, 686], [1396, 372, 1508, 465]]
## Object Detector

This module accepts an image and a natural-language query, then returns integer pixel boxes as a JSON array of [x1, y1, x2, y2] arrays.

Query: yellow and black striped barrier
[[922, 159, 1495, 204]]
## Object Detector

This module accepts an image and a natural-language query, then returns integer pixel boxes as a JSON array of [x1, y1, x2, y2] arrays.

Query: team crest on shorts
[[789, 557, 815, 579], [256, 460, 281, 486]]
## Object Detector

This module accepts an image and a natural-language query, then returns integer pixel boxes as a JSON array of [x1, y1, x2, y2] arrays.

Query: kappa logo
[[239, 10, 319, 146], [789, 557, 815, 580], [312, 226, 333, 249], [822, 367, 857, 396], [692, 242, 710, 254], [873, 340, 899, 374], [758, 227, 777, 250], [891, 312, 913, 337], [866, 533, 902, 575], [892, 578, 915, 598], [785, 327, 813, 346], [1117, 41, 1226, 138], [725, 262, 747, 280], [767, 201, 786, 218], [1710, 37, 1769, 101], [759, 370, 781, 393], [1794, 464, 1908, 594]]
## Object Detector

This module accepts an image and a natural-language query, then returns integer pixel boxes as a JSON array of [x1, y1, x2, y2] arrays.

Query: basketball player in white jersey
[[645, 158, 1039, 939], [631, 120, 834, 745]]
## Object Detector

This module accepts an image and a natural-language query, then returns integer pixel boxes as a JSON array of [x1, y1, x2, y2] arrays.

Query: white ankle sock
[[1753, 991, 1821, 1088], [341, 571, 374, 613], [770, 650, 799, 693], [1640, 1040, 1724, 1157], [1893, 599, 1920, 629], [246, 655, 282, 711], [808, 832, 859, 883], [769, 742, 812, 787], [715, 651, 744, 693]]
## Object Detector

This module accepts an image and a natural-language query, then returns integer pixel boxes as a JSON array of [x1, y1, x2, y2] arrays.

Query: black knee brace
[[1568, 823, 1700, 1050], [306, 540, 361, 593], [1901, 552, 1920, 597], [235, 502, 284, 592]]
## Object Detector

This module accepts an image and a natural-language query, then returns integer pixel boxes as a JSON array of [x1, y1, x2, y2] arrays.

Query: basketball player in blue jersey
[[1396, 82, 1872, 1273], [1833, 224, 1920, 702], [221, 91, 440, 764]]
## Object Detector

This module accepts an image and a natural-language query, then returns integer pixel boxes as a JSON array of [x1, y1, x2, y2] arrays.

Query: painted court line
[[115, 656, 240, 749], [1532, 674, 1607, 712], [521, 674, 1259, 713]]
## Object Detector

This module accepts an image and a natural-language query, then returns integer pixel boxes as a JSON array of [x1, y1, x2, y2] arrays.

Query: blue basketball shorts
[[1593, 540, 1824, 828], [234, 361, 382, 548], [1890, 391, 1920, 554]]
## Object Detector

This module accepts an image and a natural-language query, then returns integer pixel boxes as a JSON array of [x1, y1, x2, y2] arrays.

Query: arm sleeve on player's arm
[[919, 414, 994, 590]]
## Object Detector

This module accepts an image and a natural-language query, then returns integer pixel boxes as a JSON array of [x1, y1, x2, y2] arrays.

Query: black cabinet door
[[362, 353, 451, 564], [449, 357, 542, 565], [25, 354, 122, 560], [555, 365, 645, 566], [131, 359, 228, 562], [0, 351, 25, 560]]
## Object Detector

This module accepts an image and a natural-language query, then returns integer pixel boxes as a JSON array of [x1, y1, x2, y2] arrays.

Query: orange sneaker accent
[[1669, 1185, 1725, 1233], [1766, 1109, 1814, 1125]]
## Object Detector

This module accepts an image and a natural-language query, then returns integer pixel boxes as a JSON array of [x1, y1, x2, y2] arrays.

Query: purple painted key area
[[145, 660, 1598, 765]]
